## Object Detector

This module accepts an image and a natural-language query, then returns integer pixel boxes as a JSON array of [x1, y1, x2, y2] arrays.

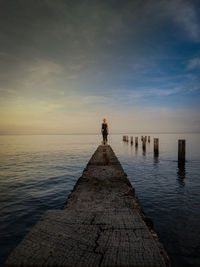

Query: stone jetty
[[5, 145, 170, 266]]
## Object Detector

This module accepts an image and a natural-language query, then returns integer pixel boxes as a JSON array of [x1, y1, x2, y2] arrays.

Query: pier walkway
[[6, 145, 170, 266]]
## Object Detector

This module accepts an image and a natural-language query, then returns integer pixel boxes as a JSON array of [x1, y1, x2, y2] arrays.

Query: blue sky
[[0, 0, 200, 133]]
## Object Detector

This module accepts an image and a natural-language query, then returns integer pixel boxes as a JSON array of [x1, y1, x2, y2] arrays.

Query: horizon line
[[0, 132, 200, 135]]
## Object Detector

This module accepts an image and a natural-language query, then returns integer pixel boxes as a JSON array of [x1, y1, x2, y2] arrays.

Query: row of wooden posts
[[122, 135, 186, 162]]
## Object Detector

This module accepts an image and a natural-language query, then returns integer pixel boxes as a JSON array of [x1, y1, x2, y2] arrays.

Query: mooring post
[[142, 138, 146, 151], [178, 140, 186, 162], [148, 136, 150, 143], [126, 136, 129, 142], [130, 136, 133, 145], [135, 137, 138, 147], [154, 138, 159, 156], [141, 136, 143, 141]]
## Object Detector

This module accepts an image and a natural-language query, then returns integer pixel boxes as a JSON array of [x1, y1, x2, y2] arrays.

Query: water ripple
[[0, 134, 200, 266]]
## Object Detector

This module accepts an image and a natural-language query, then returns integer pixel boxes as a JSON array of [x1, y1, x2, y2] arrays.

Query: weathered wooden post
[[126, 136, 129, 142], [154, 138, 159, 156], [148, 136, 150, 143], [135, 137, 138, 147], [145, 136, 147, 141], [141, 136, 143, 141], [177, 161, 185, 185], [130, 136, 133, 145], [142, 138, 146, 151], [178, 140, 186, 162]]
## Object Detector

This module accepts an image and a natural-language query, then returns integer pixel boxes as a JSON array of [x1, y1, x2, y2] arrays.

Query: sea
[[0, 134, 200, 266]]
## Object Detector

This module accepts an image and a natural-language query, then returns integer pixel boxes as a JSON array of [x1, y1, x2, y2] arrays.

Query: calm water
[[0, 134, 200, 266]]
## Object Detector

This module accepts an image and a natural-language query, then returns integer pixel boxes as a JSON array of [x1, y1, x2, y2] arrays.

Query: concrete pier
[[5, 145, 170, 267]]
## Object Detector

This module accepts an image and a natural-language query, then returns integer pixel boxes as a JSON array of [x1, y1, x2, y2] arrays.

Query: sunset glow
[[0, 0, 200, 134]]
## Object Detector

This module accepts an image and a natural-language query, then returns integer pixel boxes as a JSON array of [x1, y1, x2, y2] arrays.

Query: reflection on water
[[0, 134, 200, 266], [177, 162, 186, 187], [135, 145, 138, 156], [142, 144, 146, 156], [153, 155, 159, 165]]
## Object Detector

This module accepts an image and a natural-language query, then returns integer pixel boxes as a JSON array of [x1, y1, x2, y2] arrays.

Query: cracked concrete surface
[[5, 145, 170, 266]]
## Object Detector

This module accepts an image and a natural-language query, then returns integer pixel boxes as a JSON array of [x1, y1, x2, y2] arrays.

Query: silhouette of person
[[101, 118, 109, 145]]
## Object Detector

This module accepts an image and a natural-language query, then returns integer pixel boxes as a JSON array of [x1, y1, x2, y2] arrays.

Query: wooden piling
[[154, 138, 159, 156], [148, 136, 150, 143], [178, 140, 186, 162], [141, 136, 143, 141], [5, 145, 170, 267], [142, 138, 146, 151], [126, 136, 129, 142], [130, 136, 133, 145], [135, 137, 138, 147]]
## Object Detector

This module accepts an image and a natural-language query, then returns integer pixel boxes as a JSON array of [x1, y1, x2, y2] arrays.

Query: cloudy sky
[[0, 0, 200, 134]]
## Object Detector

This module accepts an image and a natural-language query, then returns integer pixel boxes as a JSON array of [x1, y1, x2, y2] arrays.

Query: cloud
[[187, 57, 200, 70], [144, 0, 200, 42], [23, 59, 63, 86], [110, 86, 184, 107], [0, 0, 200, 134], [0, 58, 64, 97], [165, 0, 200, 42]]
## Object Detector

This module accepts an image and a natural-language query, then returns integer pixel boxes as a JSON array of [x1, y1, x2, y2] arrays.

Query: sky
[[0, 0, 200, 134]]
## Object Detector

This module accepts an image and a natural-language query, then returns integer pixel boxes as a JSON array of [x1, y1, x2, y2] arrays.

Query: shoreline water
[[0, 134, 200, 266], [5, 145, 170, 266]]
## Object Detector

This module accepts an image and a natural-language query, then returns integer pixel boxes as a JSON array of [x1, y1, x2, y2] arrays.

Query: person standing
[[101, 118, 109, 144]]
